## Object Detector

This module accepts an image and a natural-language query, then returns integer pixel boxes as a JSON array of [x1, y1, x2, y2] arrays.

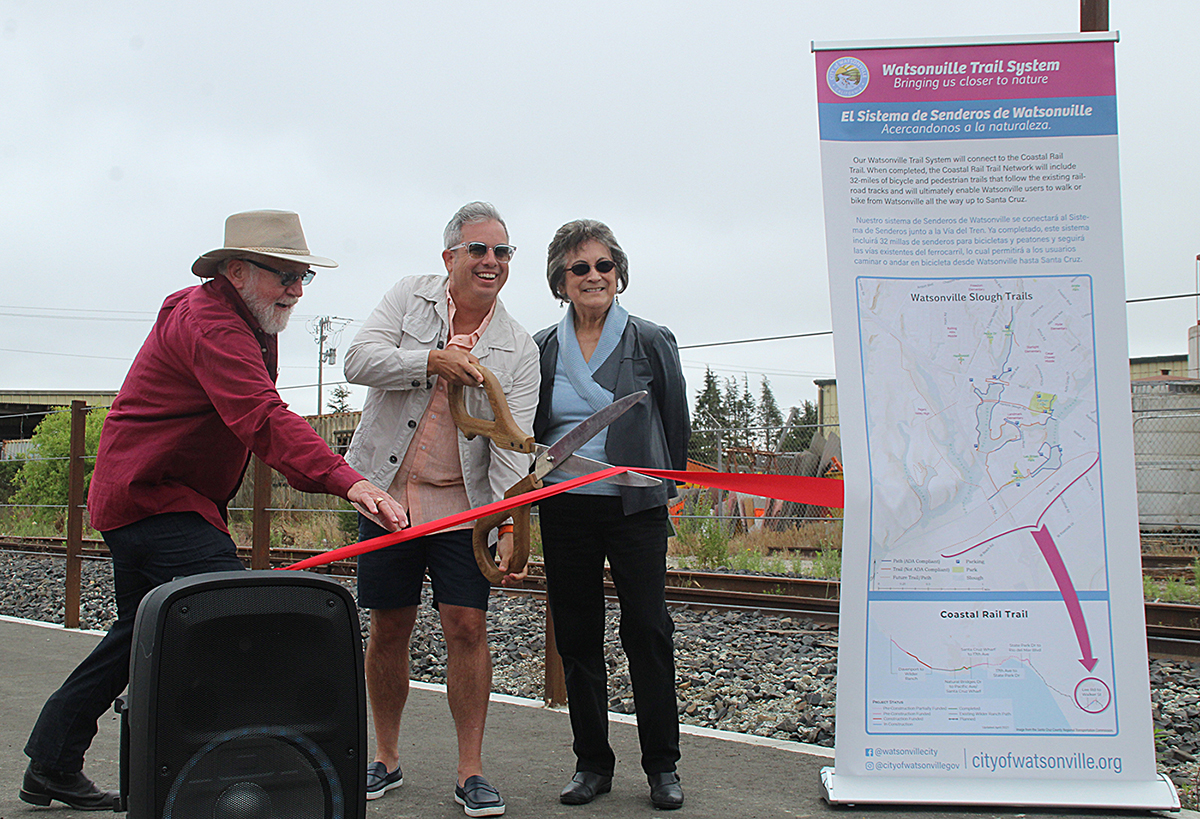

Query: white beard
[[241, 287, 295, 335]]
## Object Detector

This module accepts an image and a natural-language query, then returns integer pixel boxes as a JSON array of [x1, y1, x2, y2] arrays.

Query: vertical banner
[[813, 33, 1178, 809]]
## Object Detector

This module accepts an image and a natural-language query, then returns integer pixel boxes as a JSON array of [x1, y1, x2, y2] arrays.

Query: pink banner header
[[816, 40, 1115, 104]]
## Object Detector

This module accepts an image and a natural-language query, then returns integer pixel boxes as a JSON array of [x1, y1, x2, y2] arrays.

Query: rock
[[4, 552, 1199, 801]]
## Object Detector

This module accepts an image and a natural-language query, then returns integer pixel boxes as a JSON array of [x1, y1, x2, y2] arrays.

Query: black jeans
[[539, 493, 680, 776], [24, 512, 244, 772]]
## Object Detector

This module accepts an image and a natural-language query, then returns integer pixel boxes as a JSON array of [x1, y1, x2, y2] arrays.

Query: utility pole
[[308, 316, 352, 415], [1080, 0, 1108, 31]]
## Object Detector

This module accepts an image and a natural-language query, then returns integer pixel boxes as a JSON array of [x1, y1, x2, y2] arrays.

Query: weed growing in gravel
[[727, 548, 762, 572], [672, 493, 730, 569], [1143, 574, 1200, 604], [807, 550, 843, 580]]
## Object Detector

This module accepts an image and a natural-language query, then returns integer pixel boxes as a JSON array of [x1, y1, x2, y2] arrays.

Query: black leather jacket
[[534, 315, 690, 515]]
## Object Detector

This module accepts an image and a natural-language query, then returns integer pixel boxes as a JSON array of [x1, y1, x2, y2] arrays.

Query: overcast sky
[[2, 1, 1196, 418]]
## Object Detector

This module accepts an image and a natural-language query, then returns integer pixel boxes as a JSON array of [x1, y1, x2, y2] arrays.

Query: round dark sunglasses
[[246, 259, 316, 287], [448, 241, 516, 262], [568, 259, 616, 276]]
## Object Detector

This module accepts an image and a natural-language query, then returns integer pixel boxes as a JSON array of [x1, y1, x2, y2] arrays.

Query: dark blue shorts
[[355, 515, 491, 611]]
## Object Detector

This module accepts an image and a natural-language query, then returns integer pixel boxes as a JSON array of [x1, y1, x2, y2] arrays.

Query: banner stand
[[820, 770, 1178, 809], [813, 32, 1179, 811]]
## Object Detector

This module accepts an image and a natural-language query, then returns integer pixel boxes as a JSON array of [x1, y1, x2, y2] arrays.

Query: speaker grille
[[163, 727, 341, 819], [158, 586, 355, 739]]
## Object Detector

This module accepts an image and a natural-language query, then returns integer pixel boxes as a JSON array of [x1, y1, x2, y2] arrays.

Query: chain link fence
[[1133, 381, 1200, 544], [7, 403, 1200, 548], [679, 423, 843, 534]]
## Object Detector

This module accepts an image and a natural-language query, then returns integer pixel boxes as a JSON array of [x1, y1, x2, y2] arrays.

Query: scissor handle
[[472, 473, 540, 584], [446, 364, 535, 454]]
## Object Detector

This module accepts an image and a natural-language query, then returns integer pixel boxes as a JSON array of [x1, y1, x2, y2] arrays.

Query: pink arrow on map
[[1031, 524, 1098, 671]]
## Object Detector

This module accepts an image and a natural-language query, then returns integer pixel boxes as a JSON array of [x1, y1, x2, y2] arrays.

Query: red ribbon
[[281, 467, 843, 572]]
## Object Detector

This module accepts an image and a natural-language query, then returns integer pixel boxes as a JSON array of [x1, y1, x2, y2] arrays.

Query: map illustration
[[857, 275, 1115, 735]]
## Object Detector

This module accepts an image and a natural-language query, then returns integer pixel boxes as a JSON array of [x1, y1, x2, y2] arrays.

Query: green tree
[[758, 376, 784, 450], [690, 368, 724, 466], [722, 375, 756, 450], [779, 400, 819, 453], [327, 384, 353, 414], [11, 407, 108, 525]]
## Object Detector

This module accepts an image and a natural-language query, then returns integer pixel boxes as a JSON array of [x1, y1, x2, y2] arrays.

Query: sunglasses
[[567, 259, 616, 277], [448, 241, 516, 262], [246, 259, 316, 287]]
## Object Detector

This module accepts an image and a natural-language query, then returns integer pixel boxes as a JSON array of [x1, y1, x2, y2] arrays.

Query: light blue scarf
[[557, 302, 629, 412]]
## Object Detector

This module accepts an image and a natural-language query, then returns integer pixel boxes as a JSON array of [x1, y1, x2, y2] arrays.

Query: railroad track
[[3, 536, 1196, 656]]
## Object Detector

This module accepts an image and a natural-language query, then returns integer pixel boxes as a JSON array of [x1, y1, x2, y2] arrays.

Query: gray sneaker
[[366, 761, 403, 800]]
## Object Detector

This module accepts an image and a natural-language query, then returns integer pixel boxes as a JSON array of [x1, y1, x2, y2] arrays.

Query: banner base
[[819, 767, 1180, 811]]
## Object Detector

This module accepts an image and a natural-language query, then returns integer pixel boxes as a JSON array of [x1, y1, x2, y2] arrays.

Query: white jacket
[[344, 274, 539, 510]]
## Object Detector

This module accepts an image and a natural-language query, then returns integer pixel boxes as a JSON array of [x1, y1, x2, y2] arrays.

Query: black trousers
[[24, 512, 244, 772], [539, 493, 680, 776]]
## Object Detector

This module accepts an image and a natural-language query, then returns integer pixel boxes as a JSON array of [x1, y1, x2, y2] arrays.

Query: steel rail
[[2, 536, 1198, 655]]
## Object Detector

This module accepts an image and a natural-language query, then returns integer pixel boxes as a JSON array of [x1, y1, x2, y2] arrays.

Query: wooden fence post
[[251, 456, 272, 570], [64, 400, 88, 629]]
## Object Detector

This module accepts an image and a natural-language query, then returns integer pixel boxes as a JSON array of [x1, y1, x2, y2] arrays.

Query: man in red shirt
[[19, 210, 406, 811]]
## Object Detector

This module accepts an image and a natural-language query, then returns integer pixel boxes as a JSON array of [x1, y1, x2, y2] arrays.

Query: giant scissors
[[447, 364, 659, 584]]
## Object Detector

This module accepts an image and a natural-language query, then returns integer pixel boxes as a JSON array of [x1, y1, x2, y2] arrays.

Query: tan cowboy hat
[[192, 210, 339, 277]]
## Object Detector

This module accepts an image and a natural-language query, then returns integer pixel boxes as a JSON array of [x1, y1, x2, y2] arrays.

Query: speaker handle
[[115, 695, 129, 813]]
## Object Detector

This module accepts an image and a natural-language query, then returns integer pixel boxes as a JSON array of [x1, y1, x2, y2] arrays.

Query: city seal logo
[[827, 56, 869, 98]]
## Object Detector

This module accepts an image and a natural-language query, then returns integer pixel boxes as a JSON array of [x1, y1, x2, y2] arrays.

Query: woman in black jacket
[[533, 219, 690, 810]]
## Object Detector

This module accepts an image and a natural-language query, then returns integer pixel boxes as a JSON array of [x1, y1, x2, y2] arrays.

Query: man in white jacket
[[343, 202, 538, 818]]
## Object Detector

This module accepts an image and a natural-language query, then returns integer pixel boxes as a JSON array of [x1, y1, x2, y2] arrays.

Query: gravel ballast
[[3, 553, 1196, 805]]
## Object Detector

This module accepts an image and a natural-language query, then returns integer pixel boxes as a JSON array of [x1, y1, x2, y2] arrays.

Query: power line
[[0, 311, 154, 323], [0, 304, 156, 316], [679, 360, 831, 380], [678, 291, 1200, 350], [3, 289, 1198, 367], [1126, 291, 1200, 304], [679, 330, 832, 350], [0, 347, 132, 362]]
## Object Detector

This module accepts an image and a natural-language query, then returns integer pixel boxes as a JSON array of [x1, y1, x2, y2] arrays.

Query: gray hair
[[444, 202, 507, 249], [546, 219, 629, 302], [216, 257, 266, 277]]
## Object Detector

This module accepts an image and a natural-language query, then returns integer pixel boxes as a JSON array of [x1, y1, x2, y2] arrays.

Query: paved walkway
[[0, 615, 1190, 819]]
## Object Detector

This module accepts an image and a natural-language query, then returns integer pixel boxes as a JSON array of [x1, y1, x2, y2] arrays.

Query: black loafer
[[648, 771, 684, 810], [454, 775, 505, 817], [560, 771, 613, 805], [19, 762, 119, 811]]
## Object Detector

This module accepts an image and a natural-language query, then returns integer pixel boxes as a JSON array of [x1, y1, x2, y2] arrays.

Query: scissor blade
[[533, 390, 647, 480], [533, 446, 662, 487]]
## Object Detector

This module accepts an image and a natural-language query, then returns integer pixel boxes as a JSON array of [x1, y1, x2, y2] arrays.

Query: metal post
[[715, 428, 727, 532], [1080, 0, 1108, 31], [316, 316, 327, 416], [251, 456, 272, 570], [65, 400, 88, 628], [544, 605, 567, 706]]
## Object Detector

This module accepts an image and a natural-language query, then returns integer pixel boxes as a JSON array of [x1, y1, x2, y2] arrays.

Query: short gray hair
[[444, 202, 507, 249], [546, 219, 629, 302]]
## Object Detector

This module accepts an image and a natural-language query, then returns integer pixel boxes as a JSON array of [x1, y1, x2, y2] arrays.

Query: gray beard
[[241, 288, 294, 335]]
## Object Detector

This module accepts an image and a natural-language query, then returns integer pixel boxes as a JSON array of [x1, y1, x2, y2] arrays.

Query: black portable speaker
[[122, 570, 366, 819]]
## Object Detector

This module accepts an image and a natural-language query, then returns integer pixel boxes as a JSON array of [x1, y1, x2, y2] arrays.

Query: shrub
[[10, 407, 108, 526]]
